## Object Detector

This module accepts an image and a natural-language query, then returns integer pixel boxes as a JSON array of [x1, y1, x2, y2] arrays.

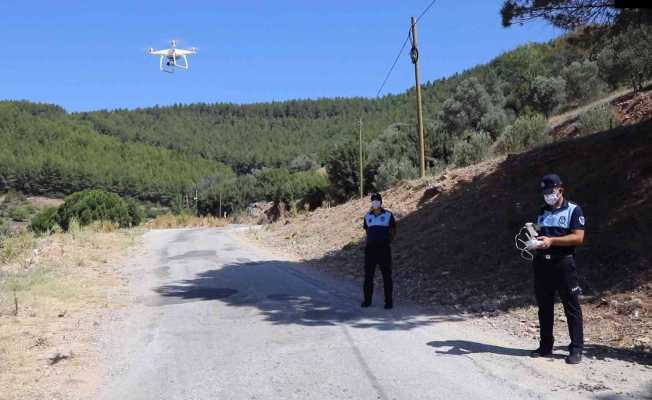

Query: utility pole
[[410, 16, 426, 178], [219, 191, 222, 219], [359, 118, 364, 199], [194, 188, 198, 216]]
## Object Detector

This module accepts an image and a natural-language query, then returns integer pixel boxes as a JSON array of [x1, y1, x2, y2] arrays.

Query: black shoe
[[361, 301, 371, 308], [530, 347, 553, 358], [384, 303, 393, 310], [565, 351, 582, 364]]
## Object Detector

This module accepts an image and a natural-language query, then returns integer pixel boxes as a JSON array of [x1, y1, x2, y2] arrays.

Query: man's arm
[[389, 214, 397, 241], [540, 206, 585, 248], [540, 230, 584, 248]]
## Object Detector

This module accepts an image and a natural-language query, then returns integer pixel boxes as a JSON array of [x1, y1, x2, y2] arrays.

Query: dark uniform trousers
[[533, 255, 584, 352], [363, 243, 393, 305]]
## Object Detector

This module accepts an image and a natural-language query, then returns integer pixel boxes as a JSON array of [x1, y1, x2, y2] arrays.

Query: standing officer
[[361, 193, 396, 309], [530, 174, 585, 364]]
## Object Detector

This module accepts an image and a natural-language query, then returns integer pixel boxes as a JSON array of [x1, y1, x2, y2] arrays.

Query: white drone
[[147, 40, 198, 73]]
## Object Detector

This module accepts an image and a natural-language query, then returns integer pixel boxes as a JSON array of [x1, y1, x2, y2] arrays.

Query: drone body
[[147, 40, 198, 73]]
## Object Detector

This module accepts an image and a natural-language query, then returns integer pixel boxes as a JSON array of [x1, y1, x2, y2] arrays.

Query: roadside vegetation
[[0, 216, 141, 399]]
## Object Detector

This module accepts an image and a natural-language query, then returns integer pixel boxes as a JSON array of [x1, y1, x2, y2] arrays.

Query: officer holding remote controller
[[530, 174, 586, 365]]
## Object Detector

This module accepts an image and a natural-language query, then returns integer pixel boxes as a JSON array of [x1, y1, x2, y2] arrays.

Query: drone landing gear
[[158, 55, 189, 73], [159, 56, 175, 73]]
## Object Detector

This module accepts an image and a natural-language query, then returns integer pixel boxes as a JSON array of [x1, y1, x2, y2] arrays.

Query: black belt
[[536, 253, 574, 261]]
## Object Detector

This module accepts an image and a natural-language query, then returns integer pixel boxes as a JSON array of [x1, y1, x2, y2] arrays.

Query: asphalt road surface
[[94, 227, 650, 400]]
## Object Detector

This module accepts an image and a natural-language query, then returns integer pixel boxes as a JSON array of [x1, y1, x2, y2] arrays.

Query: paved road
[[95, 227, 649, 400]]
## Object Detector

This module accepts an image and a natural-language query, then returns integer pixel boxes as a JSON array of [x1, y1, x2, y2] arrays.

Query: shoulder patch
[[579, 216, 585, 226]]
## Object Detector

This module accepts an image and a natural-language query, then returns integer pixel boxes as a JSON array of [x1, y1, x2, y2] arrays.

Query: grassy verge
[[0, 224, 141, 400], [145, 213, 229, 229]]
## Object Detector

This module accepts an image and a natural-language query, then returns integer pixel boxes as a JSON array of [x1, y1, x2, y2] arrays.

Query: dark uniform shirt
[[536, 200, 585, 257], [363, 209, 396, 246]]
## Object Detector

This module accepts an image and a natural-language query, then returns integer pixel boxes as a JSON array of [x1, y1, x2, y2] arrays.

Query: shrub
[[68, 217, 83, 240], [87, 220, 120, 233], [493, 114, 550, 155], [0, 219, 8, 238], [0, 231, 35, 264], [374, 158, 418, 191], [577, 105, 620, 136], [145, 206, 164, 219], [452, 131, 492, 167], [125, 198, 144, 227], [288, 154, 319, 172], [9, 205, 35, 222], [56, 189, 135, 230], [30, 207, 60, 234]]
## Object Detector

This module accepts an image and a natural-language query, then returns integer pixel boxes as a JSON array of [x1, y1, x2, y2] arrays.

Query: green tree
[[530, 76, 567, 117], [561, 61, 605, 103], [437, 77, 507, 138], [501, 1, 651, 30], [597, 25, 652, 92], [325, 141, 362, 202]]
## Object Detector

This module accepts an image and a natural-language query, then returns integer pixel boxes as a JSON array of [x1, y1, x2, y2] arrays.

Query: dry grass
[[145, 213, 229, 229], [0, 224, 142, 400]]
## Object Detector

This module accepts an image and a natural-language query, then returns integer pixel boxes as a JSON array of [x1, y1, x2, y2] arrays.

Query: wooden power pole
[[410, 16, 426, 178], [219, 191, 222, 219], [359, 118, 364, 199]]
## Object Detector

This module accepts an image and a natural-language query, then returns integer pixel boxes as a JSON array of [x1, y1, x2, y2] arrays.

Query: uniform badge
[[559, 216, 566, 225]]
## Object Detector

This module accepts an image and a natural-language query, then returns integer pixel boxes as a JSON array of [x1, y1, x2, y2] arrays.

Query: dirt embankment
[[252, 118, 652, 361], [0, 227, 141, 400]]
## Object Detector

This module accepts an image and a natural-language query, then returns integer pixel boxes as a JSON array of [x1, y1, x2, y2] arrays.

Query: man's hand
[[538, 230, 584, 249], [538, 236, 553, 249]]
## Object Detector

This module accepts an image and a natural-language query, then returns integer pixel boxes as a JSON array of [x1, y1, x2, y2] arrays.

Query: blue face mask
[[371, 200, 381, 209]]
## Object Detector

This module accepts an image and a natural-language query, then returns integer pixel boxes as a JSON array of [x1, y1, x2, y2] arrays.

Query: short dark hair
[[370, 192, 382, 202], [540, 174, 563, 194]]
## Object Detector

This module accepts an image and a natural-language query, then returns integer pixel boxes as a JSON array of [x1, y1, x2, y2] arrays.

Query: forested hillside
[[0, 102, 232, 203], [1, 24, 650, 214], [76, 98, 408, 173]]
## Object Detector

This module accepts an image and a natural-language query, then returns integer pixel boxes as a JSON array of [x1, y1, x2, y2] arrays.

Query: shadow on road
[[427, 340, 533, 358], [426, 340, 652, 365], [154, 259, 464, 331]]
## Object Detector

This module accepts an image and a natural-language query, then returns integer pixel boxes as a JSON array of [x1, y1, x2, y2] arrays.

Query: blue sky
[[0, 1, 561, 112]]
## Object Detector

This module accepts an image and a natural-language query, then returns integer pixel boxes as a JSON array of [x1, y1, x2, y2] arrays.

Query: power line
[[375, 31, 411, 98], [416, 0, 438, 23], [374, 0, 439, 98]]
